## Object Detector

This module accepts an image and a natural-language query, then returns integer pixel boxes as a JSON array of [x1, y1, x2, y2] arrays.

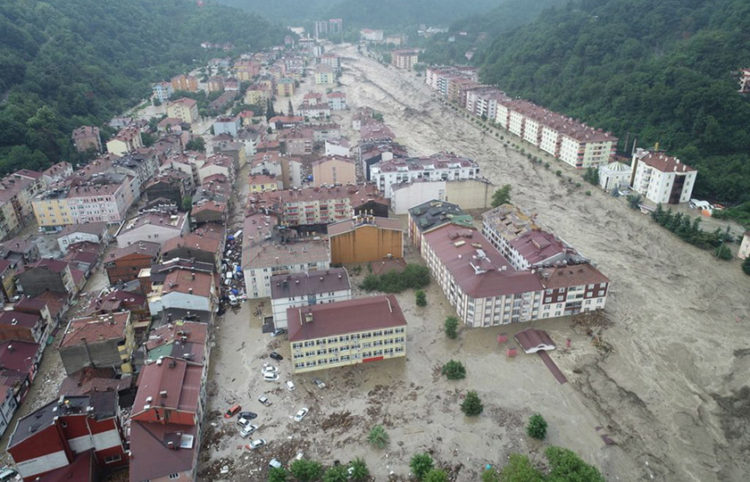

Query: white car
[[263, 373, 279, 381], [237, 419, 257, 438], [313, 378, 326, 389], [248, 439, 266, 449], [258, 395, 272, 406], [262, 365, 278, 374], [293, 407, 309, 422], [286, 380, 295, 391]]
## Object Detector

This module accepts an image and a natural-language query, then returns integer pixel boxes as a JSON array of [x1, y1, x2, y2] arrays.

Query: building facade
[[328, 216, 404, 264], [370, 153, 480, 199], [270, 268, 351, 329], [629, 149, 697, 204]]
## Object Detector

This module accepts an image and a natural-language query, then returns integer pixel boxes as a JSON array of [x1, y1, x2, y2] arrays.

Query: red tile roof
[[129, 421, 197, 481], [133, 357, 202, 414], [288, 295, 406, 342], [60, 312, 130, 348], [508, 230, 567, 265], [639, 151, 695, 173], [0, 310, 40, 329], [0, 340, 40, 373], [161, 233, 221, 256], [161, 269, 214, 298], [536, 263, 609, 289]]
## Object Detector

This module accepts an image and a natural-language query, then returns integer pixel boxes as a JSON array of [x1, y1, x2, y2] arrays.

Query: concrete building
[[248, 175, 283, 193], [407, 199, 473, 251], [391, 178, 495, 215], [276, 77, 296, 97], [270, 268, 351, 330], [629, 149, 697, 204], [311, 156, 356, 187], [288, 295, 407, 374], [213, 116, 241, 138], [72, 126, 102, 153], [324, 138, 350, 158], [147, 268, 217, 317], [328, 216, 404, 264], [481, 204, 539, 259], [370, 153, 480, 198], [241, 214, 331, 299], [391, 49, 419, 70], [59, 311, 135, 376], [598, 161, 631, 192], [171, 74, 198, 92], [104, 241, 161, 285], [314, 65, 335, 85], [167, 98, 199, 124], [17, 258, 77, 298], [161, 227, 224, 268], [152, 82, 173, 103], [106, 126, 143, 156], [327, 92, 347, 110], [33, 177, 133, 228], [115, 212, 189, 248], [0, 310, 47, 345]]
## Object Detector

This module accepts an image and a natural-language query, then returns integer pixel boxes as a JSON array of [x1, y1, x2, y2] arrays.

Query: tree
[[423, 469, 448, 482], [444, 316, 458, 339], [491, 184, 512, 207], [441, 360, 466, 380], [288, 99, 294, 116], [481, 468, 500, 482], [266, 98, 276, 120], [582, 167, 599, 185], [268, 467, 288, 482], [323, 465, 349, 482], [367, 424, 389, 449], [526, 414, 547, 440], [185, 137, 205, 152], [545, 446, 605, 482], [180, 196, 192, 212], [743, 256, 750, 275], [461, 390, 483, 416], [290, 459, 323, 482], [416, 290, 427, 307], [500, 454, 543, 482], [410, 453, 434, 481], [626, 194, 642, 210], [714, 243, 732, 260], [348, 458, 370, 481]]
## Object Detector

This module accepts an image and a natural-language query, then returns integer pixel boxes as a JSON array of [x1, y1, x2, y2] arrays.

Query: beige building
[[391, 178, 495, 215], [106, 126, 143, 156], [738, 232, 750, 260], [328, 216, 403, 265], [311, 156, 356, 187], [288, 295, 407, 374], [391, 49, 419, 70], [167, 97, 199, 124]]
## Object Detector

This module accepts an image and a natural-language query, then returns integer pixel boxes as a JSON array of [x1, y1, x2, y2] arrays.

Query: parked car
[[269, 458, 283, 469], [286, 380, 295, 391], [248, 439, 266, 449], [313, 378, 326, 389], [270, 351, 283, 361], [0, 466, 18, 481], [273, 328, 287, 336], [239, 411, 257, 420], [293, 407, 309, 422], [264, 372, 279, 381], [258, 395, 272, 406], [224, 404, 241, 418], [262, 365, 278, 374], [237, 419, 257, 438]]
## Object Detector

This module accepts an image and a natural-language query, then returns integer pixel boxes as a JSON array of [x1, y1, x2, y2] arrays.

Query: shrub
[[444, 316, 458, 339], [423, 468, 448, 482], [442, 360, 466, 380], [360, 264, 430, 292], [348, 458, 369, 481], [545, 446, 605, 481], [367, 424, 389, 449], [290, 459, 323, 482], [626, 193, 642, 209], [743, 256, 750, 275], [500, 454, 544, 481], [527, 414, 547, 440], [544, 162, 550, 169], [461, 390, 483, 416], [410, 453, 434, 480], [585, 190, 591, 196], [714, 244, 732, 260], [555, 170, 562, 177], [491, 184, 512, 207], [268, 467, 288, 482], [582, 167, 599, 185], [481, 468, 500, 482], [323, 465, 349, 482], [416, 290, 427, 307]]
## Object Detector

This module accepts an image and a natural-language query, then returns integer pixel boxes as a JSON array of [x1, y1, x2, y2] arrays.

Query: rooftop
[[508, 230, 569, 265], [129, 421, 197, 481], [107, 240, 161, 261], [160, 269, 214, 298], [132, 357, 202, 415], [0, 310, 41, 329], [636, 150, 696, 173], [327, 215, 403, 237], [536, 263, 609, 289], [270, 268, 350, 300], [373, 152, 478, 173], [119, 212, 187, 234], [145, 320, 208, 364], [288, 295, 406, 342], [60, 312, 130, 348], [481, 203, 539, 241], [409, 200, 473, 233]]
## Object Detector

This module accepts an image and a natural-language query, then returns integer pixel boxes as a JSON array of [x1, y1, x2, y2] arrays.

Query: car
[[258, 395, 272, 406], [239, 411, 257, 420], [263, 373, 279, 381], [293, 407, 309, 422], [237, 420, 258, 438], [313, 378, 326, 389], [248, 439, 266, 449], [269, 351, 283, 361], [224, 403, 241, 418], [273, 328, 287, 336], [262, 365, 278, 374], [269, 458, 283, 469], [286, 380, 295, 391], [0, 467, 18, 481]]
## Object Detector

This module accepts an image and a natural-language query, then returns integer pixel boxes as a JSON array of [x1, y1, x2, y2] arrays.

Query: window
[[168, 473, 179, 479], [105, 454, 122, 464]]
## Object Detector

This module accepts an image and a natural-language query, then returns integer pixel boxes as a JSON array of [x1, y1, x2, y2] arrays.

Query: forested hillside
[[477, 0, 750, 203], [215, 0, 339, 24], [420, 0, 565, 65], [0, 0, 285, 174]]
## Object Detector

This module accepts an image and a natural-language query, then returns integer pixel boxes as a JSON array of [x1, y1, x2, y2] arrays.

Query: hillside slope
[[0, 0, 286, 174], [478, 0, 750, 203]]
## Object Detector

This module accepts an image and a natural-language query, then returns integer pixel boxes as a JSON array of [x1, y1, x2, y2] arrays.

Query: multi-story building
[[171, 74, 198, 92], [56, 222, 109, 254], [288, 295, 407, 374], [71, 126, 103, 153], [115, 211, 189, 248], [59, 311, 135, 376], [327, 92, 347, 111], [425, 66, 478, 96], [104, 241, 161, 284], [106, 126, 143, 156], [319, 54, 341, 72], [213, 116, 241, 137], [0, 310, 46, 344], [328, 215, 404, 264], [248, 175, 283, 193], [279, 127, 314, 156], [248, 184, 388, 227], [465, 87, 508, 120], [147, 268, 217, 317], [391, 177, 495, 215], [391, 49, 419, 70], [270, 268, 351, 329], [370, 153, 480, 199], [481, 203, 539, 257], [167, 98, 199, 124], [314, 65, 335, 85], [241, 214, 331, 299], [152, 82, 173, 103], [311, 156, 356, 187], [407, 199, 473, 251], [113, 151, 160, 201], [7, 392, 129, 481], [629, 148, 697, 204], [17, 258, 77, 299], [360, 29, 384, 42], [276, 77, 296, 97], [739, 68, 750, 93], [161, 229, 223, 268]]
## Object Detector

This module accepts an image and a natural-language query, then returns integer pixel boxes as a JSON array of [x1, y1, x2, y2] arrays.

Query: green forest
[[0, 0, 286, 175], [473, 0, 750, 204]]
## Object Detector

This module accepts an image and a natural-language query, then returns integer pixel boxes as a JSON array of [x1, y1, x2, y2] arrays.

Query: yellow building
[[167, 97, 199, 124], [328, 216, 404, 265], [32, 191, 74, 227], [276, 78, 295, 97], [311, 155, 356, 187], [248, 175, 282, 193], [314, 65, 335, 85], [244, 87, 268, 106], [288, 295, 407, 374], [0, 202, 20, 240]]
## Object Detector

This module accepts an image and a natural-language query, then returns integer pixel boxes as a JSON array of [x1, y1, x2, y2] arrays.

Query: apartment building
[[171, 74, 199, 93], [314, 65, 335, 85], [288, 295, 407, 374], [327, 92, 347, 110], [370, 153, 480, 198], [59, 311, 135, 376], [115, 211, 189, 248], [629, 148, 697, 204], [391, 49, 420, 70], [407, 199, 473, 251], [465, 87, 508, 120], [328, 215, 404, 264], [152, 82, 173, 103], [481, 203, 539, 258], [106, 126, 143, 156], [391, 178, 495, 215], [270, 268, 351, 329], [167, 98, 199, 124], [147, 268, 217, 317], [311, 156, 356, 187]]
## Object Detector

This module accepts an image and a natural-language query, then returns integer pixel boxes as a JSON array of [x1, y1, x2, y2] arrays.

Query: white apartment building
[[270, 268, 351, 329], [630, 149, 697, 204], [370, 153, 480, 199]]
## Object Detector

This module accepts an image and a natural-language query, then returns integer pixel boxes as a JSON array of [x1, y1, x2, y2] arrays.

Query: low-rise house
[[17, 258, 77, 298], [105, 241, 161, 284], [7, 392, 129, 481], [63, 241, 102, 277], [191, 200, 227, 226], [106, 126, 143, 156], [115, 211, 189, 249], [59, 311, 135, 376], [328, 216, 404, 264], [15, 291, 67, 330], [147, 268, 216, 317], [72, 126, 103, 153], [143, 321, 209, 364], [0, 310, 47, 344], [407, 200, 473, 251], [270, 268, 351, 329], [161, 231, 223, 268], [311, 156, 356, 187], [630, 148, 697, 204], [0, 340, 42, 396], [289, 295, 407, 374], [56, 222, 109, 255]]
